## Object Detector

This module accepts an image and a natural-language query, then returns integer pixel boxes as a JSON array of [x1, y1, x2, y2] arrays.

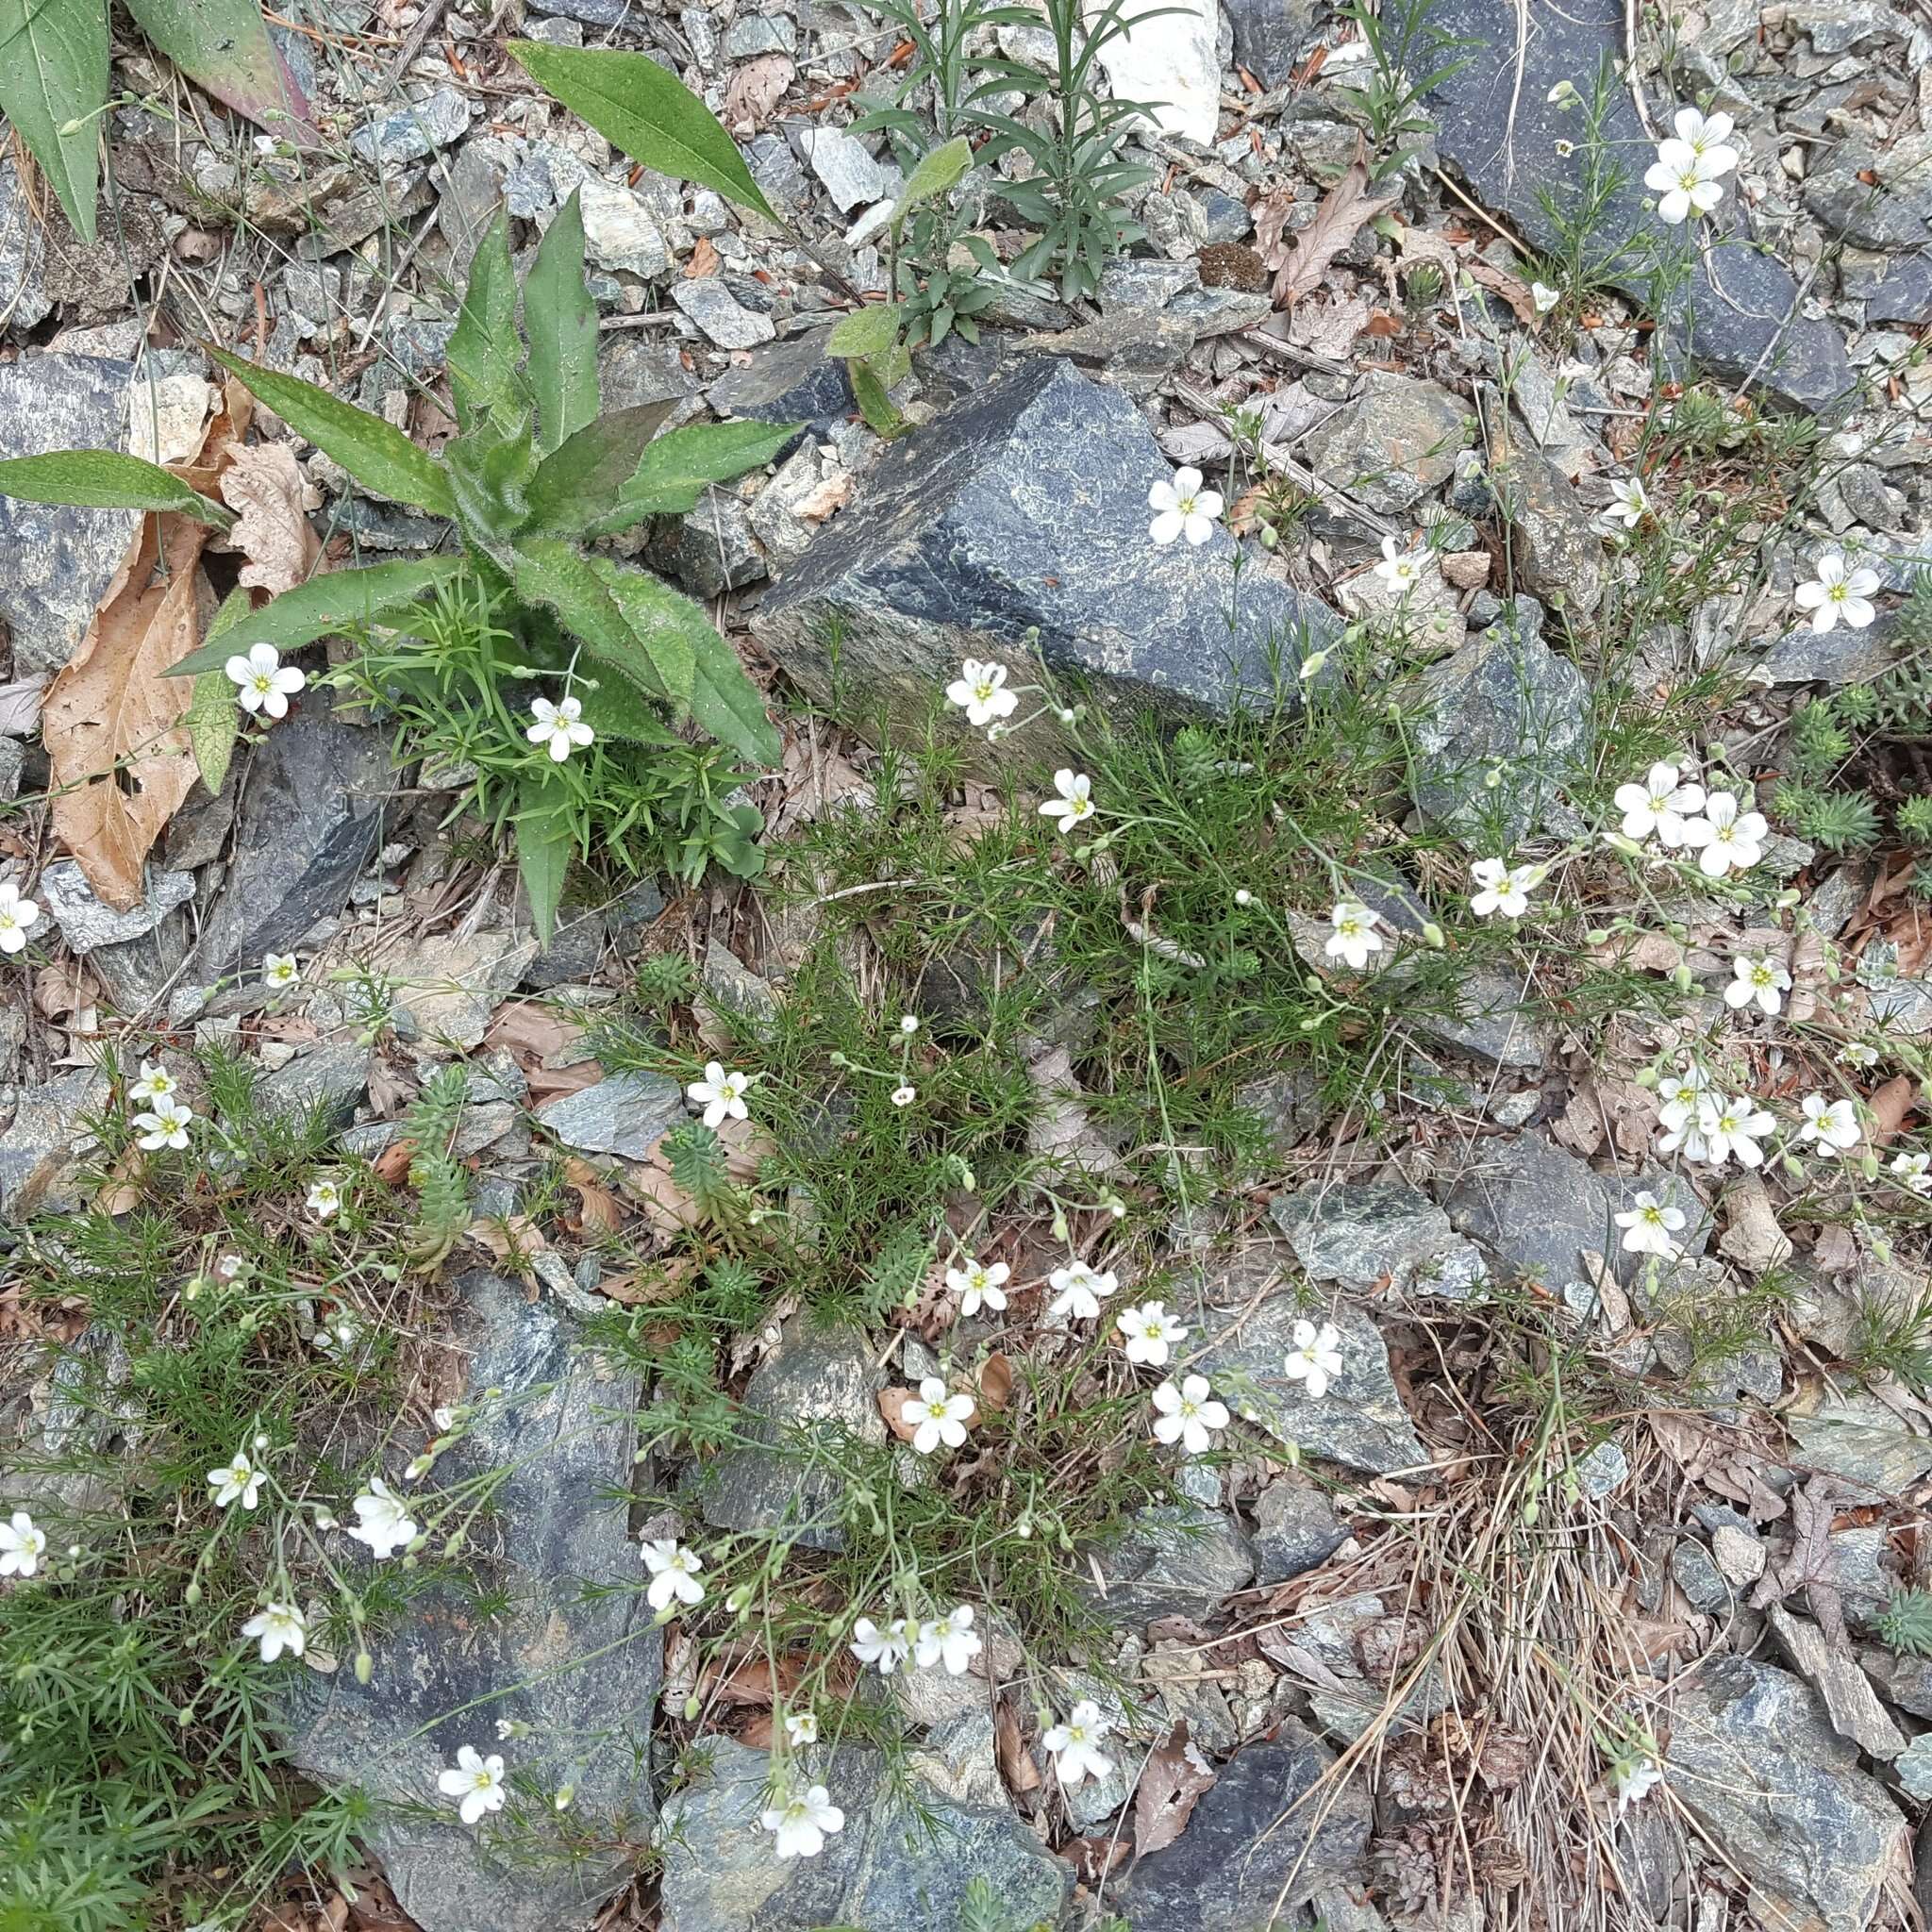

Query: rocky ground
[[5, 0, 1932, 1929]]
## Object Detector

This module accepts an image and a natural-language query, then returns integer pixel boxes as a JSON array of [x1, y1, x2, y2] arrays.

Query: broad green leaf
[[514, 791, 575, 945], [514, 535, 693, 704], [577, 419, 798, 534], [445, 418, 537, 569], [591, 558, 779, 766], [123, 0, 315, 134], [184, 587, 252, 795], [525, 188, 600, 455], [850, 358, 908, 438], [0, 449, 235, 527], [168, 558, 466, 675], [825, 303, 902, 360], [210, 349, 457, 517], [445, 209, 524, 432], [891, 135, 973, 234], [508, 42, 777, 221], [0, 0, 108, 242], [523, 401, 679, 537]]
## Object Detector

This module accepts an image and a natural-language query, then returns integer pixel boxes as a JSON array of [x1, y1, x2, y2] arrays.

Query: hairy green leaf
[[850, 358, 908, 438], [0, 449, 235, 526], [445, 419, 537, 569], [123, 0, 315, 135], [522, 401, 679, 537], [825, 303, 902, 359], [514, 790, 575, 944], [579, 419, 799, 533], [445, 208, 524, 431], [508, 41, 777, 220], [183, 588, 254, 796], [0, 0, 107, 242], [525, 187, 600, 455], [892, 134, 973, 232], [209, 348, 457, 516], [514, 535, 692, 704]]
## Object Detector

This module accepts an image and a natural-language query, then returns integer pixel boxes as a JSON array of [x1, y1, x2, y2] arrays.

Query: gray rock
[[0, 1069, 110, 1217], [0, 354, 139, 675], [1493, 433, 1604, 614], [648, 484, 768, 598], [658, 1737, 1071, 1932], [753, 358, 1340, 765], [388, 932, 538, 1051], [1671, 1539, 1731, 1612], [1301, 372, 1471, 514], [38, 861, 193, 952], [672, 278, 776, 349], [709, 326, 855, 443], [701, 940, 779, 1025], [796, 126, 898, 214], [1571, 1440, 1628, 1499], [1438, 1132, 1624, 1293], [1766, 1603, 1907, 1760], [350, 84, 471, 165], [1663, 1658, 1904, 1932], [1084, 1501, 1256, 1626], [1803, 144, 1931, 254], [1787, 1386, 1932, 1500], [0, 158, 49, 332], [688, 1318, 886, 1550], [255, 1042, 371, 1129], [1842, 250, 1932, 324], [1252, 1478, 1349, 1583], [579, 174, 672, 280], [192, 692, 394, 976], [748, 440, 844, 567], [1426, 0, 1852, 410], [1757, 610, 1900, 685], [1236, 1068, 1328, 1153], [723, 13, 794, 55], [523, 0, 638, 25], [1223, 0, 1316, 87], [1112, 1729, 1374, 1932], [1270, 1178, 1486, 1299], [287, 1271, 658, 1932], [1191, 1246, 1427, 1474], [1406, 963, 1556, 1068], [536, 1071, 684, 1162]]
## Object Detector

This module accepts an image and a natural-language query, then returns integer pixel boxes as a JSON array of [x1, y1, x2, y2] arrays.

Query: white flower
[[1656, 1098, 1710, 1164], [242, 1600, 307, 1662], [1613, 762, 1704, 844], [1724, 954, 1790, 1016], [1610, 1754, 1664, 1818], [1470, 858, 1541, 919], [1282, 1318, 1344, 1398], [1325, 900, 1384, 973], [946, 1257, 1009, 1318], [1151, 1375, 1229, 1455], [307, 1177, 343, 1220], [346, 1477, 418, 1559], [850, 1615, 913, 1674], [1890, 1150, 1932, 1196], [1793, 552, 1881, 634], [944, 658, 1019, 728], [526, 694, 594, 762], [641, 1539, 706, 1610], [901, 1377, 974, 1455], [891, 1084, 918, 1108], [1046, 1259, 1117, 1323], [1604, 476, 1651, 530], [437, 1744, 508, 1825], [262, 951, 299, 990], [1840, 1041, 1881, 1069], [1148, 465, 1223, 546], [1679, 791, 1767, 877], [1117, 1299, 1187, 1368], [1658, 1063, 1712, 1111], [1643, 142, 1725, 223], [225, 641, 307, 720], [134, 1093, 193, 1152], [914, 1604, 982, 1674], [1374, 535, 1425, 591], [899, 1014, 920, 1034], [687, 1062, 751, 1128], [1038, 768, 1095, 835], [0, 1509, 47, 1577], [1043, 1700, 1114, 1786], [1672, 106, 1738, 174], [1693, 1092, 1776, 1168], [785, 1709, 819, 1746], [1797, 1094, 1860, 1153], [0, 880, 40, 956], [1532, 280, 1560, 314], [761, 1781, 844, 1859], [208, 1449, 263, 1510], [1614, 1191, 1686, 1260], [128, 1059, 177, 1105]]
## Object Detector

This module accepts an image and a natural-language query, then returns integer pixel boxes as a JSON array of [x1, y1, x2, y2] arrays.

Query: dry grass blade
[[1257, 138, 1397, 307]]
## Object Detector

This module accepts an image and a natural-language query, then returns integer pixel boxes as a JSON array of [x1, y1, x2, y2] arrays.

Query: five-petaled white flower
[[526, 694, 594, 762], [1325, 899, 1385, 973], [1470, 858, 1541, 920], [1148, 465, 1223, 546], [438, 1744, 508, 1824], [346, 1477, 418, 1559], [641, 1539, 707, 1610], [129, 1059, 178, 1105], [945, 658, 1019, 728], [915, 1605, 983, 1674], [891, 1084, 918, 1108], [1282, 1318, 1344, 1398], [947, 1257, 1009, 1318], [1657, 1099, 1710, 1164], [0, 880, 41, 956], [0, 1509, 47, 1577], [226, 641, 307, 719], [1797, 1094, 1860, 1153], [1374, 535, 1425, 591], [1614, 762, 1704, 844], [1117, 1300, 1187, 1368], [1671, 107, 1738, 174], [761, 1781, 844, 1859], [1680, 791, 1767, 877], [262, 951, 299, 990], [1890, 1150, 1932, 1196], [1046, 1259, 1117, 1323], [242, 1600, 308, 1662], [850, 1615, 913, 1674], [1643, 142, 1725, 224], [208, 1448, 265, 1510], [1610, 1753, 1665, 1819], [1793, 552, 1881, 634], [901, 1377, 974, 1455], [134, 1093, 193, 1152], [1693, 1093, 1775, 1168], [1840, 1041, 1881, 1069], [1151, 1374, 1229, 1455], [307, 1177, 343, 1220], [1043, 1700, 1114, 1786], [784, 1710, 819, 1746], [1038, 768, 1095, 836], [1604, 476, 1652, 530], [687, 1062, 751, 1128], [1724, 954, 1790, 1016], [1532, 280, 1560, 314], [1614, 1191, 1686, 1260]]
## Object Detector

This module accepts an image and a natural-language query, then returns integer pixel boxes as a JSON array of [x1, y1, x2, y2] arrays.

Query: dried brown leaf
[[1258, 142, 1396, 306], [563, 1156, 625, 1235], [879, 1386, 920, 1442], [978, 1351, 1014, 1411], [994, 1699, 1041, 1792], [1131, 1725, 1215, 1856], [1868, 1074, 1917, 1146], [221, 440, 323, 593], [723, 53, 794, 131]]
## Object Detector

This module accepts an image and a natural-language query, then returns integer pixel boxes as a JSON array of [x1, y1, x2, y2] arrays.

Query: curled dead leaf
[[977, 1351, 1014, 1411], [1867, 1074, 1917, 1147], [220, 440, 324, 594], [723, 52, 793, 131], [995, 1699, 1041, 1793], [563, 1155, 625, 1234], [879, 1386, 919, 1441], [1132, 1724, 1216, 1856], [1256, 139, 1396, 306]]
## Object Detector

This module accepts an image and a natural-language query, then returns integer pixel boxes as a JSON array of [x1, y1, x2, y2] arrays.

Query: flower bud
[[1421, 924, 1445, 949], [185, 1580, 202, 1606], [684, 1695, 702, 1721], [1585, 929, 1610, 946], [355, 1651, 374, 1684]]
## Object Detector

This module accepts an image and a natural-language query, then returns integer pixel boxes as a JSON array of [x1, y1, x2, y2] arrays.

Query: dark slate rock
[[1757, 609, 1900, 685], [1438, 1131, 1624, 1292], [1253, 1478, 1349, 1583], [286, 1270, 658, 1932], [0, 158, 50, 332], [0, 1069, 110, 1218], [1427, 0, 1852, 410], [1300, 371, 1471, 514], [752, 358, 1340, 766], [1803, 145, 1932, 255], [1842, 251, 1932, 323], [1112, 1729, 1373, 1931], [1270, 1178, 1487, 1299], [1224, 0, 1320, 87], [708, 325, 855, 454], [255, 1042, 372, 1129], [1082, 1501, 1256, 1626], [193, 692, 394, 976], [1493, 431, 1603, 614], [536, 1071, 684, 1162], [524, 0, 637, 24], [0, 354, 139, 675], [1405, 962, 1557, 1068]]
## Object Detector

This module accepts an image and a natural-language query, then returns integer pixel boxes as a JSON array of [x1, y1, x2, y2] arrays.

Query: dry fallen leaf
[[1257, 141, 1396, 306], [879, 1386, 920, 1442], [977, 1352, 1015, 1411], [563, 1156, 625, 1235], [221, 440, 323, 593], [685, 235, 721, 279], [1132, 1726, 1216, 1855], [93, 1144, 148, 1217], [724, 52, 794, 131], [1867, 1074, 1917, 1147], [995, 1699, 1041, 1793], [466, 1214, 547, 1268]]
